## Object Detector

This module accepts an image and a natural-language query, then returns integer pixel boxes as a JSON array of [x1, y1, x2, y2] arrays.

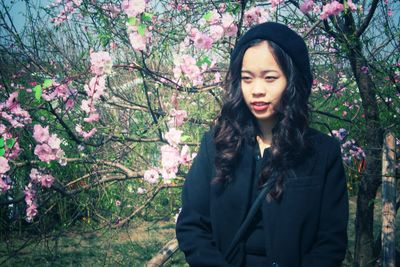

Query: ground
[[0, 195, 399, 266]]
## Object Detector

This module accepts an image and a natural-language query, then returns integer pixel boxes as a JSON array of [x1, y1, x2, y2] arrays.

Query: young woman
[[176, 22, 349, 267]]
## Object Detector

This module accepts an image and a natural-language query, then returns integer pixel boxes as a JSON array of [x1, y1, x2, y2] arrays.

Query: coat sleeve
[[301, 140, 349, 267], [175, 132, 233, 267]]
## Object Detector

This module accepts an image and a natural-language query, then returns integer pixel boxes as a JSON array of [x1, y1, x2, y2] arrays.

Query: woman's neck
[[256, 119, 277, 157]]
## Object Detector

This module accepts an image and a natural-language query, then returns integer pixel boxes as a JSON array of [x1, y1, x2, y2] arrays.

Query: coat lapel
[[229, 141, 254, 224]]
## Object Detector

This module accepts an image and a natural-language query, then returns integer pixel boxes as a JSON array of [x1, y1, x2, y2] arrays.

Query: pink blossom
[[102, 3, 121, 17], [34, 144, 57, 162], [160, 168, 176, 182], [47, 134, 61, 150], [244, 8, 258, 26], [122, 0, 146, 17], [347, 0, 357, 12], [174, 55, 203, 86], [165, 128, 182, 147], [84, 113, 100, 123], [72, 0, 81, 7], [30, 168, 41, 183], [225, 24, 238, 37], [75, 125, 97, 140], [160, 145, 180, 174], [0, 124, 6, 135], [54, 83, 72, 101], [65, 99, 75, 110], [24, 184, 36, 206], [41, 174, 54, 188], [214, 72, 221, 83], [0, 157, 10, 174], [85, 76, 106, 100], [115, 200, 121, 206], [33, 125, 50, 143], [187, 26, 200, 38], [361, 66, 369, 73], [207, 10, 220, 24], [80, 99, 93, 114], [169, 109, 187, 127], [90, 51, 112, 76], [244, 7, 269, 26], [209, 25, 224, 41], [221, 13, 234, 29], [300, 0, 315, 13], [0, 97, 31, 128], [26, 203, 38, 221], [144, 169, 159, 184], [320, 1, 344, 20], [137, 187, 147, 194], [0, 177, 10, 192], [193, 32, 213, 49], [2, 137, 19, 160], [180, 145, 195, 165], [388, 9, 392, 16], [128, 30, 147, 51], [5, 92, 18, 109], [270, 0, 284, 8]]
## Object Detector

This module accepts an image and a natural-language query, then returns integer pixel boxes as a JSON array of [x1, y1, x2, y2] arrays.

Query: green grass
[[0, 220, 184, 266]]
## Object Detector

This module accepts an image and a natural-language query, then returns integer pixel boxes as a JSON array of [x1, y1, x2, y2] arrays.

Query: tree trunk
[[146, 238, 179, 267], [381, 132, 396, 267], [341, 26, 383, 267]]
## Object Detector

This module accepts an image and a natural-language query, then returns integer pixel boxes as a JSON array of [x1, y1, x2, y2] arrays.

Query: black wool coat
[[175, 127, 349, 267]]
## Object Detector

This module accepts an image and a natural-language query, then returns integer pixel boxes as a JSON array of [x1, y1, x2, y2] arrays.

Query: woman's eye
[[241, 77, 251, 81], [265, 76, 277, 81]]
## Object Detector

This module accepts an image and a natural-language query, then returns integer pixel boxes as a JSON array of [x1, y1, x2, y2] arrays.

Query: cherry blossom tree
[[0, 0, 398, 265]]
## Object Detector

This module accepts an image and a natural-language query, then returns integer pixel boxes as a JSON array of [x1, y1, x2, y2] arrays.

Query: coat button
[[271, 262, 279, 267]]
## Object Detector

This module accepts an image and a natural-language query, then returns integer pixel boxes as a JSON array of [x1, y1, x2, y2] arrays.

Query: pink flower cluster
[[75, 125, 97, 140], [0, 92, 32, 128], [300, 0, 315, 13], [165, 128, 182, 147], [122, 0, 146, 17], [183, 11, 238, 51], [168, 109, 187, 127], [30, 168, 55, 188], [0, 175, 10, 192], [78, 51, 112, 140], [0, 129, 21, 161], [320, 1, 344, 20], [269, 0, 285, 8], [173, 55, 203, 86], [332, 128, 366, 163], [0, 157, 10, 175], [127, 25, 152, 51], [143, 125, 196, 184], [24, 183, 37, 222], [81, 76, 105, 122], [42, 82, 77, 104], [49, 0, 82, 25], [101, 3, 121, 18], [33, 124, 65, 163], [144, 169, 159, 184], [90, 51, 112, 76], [244, 7, 269, 26]]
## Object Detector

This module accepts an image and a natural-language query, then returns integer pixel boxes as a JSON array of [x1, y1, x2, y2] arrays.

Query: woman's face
[[240, 41, 287, 127]]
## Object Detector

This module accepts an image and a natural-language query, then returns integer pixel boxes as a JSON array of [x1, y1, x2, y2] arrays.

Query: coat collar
[[216, 140, 255, 227]]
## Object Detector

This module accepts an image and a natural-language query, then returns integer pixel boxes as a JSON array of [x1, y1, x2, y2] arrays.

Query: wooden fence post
[[381, 132, 396, 267]]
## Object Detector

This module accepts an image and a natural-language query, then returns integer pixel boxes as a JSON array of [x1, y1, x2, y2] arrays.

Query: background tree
[[0, 0, 398, 266]]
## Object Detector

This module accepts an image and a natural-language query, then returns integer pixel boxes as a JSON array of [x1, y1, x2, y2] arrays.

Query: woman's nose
[[252, 79, 266, 96]]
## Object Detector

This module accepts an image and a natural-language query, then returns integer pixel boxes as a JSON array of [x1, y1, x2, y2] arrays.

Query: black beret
[[230, 22, 313, 89]]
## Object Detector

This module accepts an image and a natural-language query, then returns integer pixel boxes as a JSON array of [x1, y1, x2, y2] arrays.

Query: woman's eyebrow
[[241, 69, 279, 74]]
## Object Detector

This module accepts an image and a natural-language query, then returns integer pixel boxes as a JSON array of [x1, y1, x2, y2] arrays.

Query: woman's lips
[[251, 102, 270, 111]]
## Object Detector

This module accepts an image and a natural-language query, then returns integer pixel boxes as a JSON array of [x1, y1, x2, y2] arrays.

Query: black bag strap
[[224, 179, 275, 263]]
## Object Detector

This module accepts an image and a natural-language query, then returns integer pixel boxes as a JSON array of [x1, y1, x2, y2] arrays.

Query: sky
[[4, 0, 49, 33]]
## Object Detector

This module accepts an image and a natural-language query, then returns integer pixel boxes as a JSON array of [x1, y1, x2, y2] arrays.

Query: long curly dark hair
[[213, 39, 313, 202]]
